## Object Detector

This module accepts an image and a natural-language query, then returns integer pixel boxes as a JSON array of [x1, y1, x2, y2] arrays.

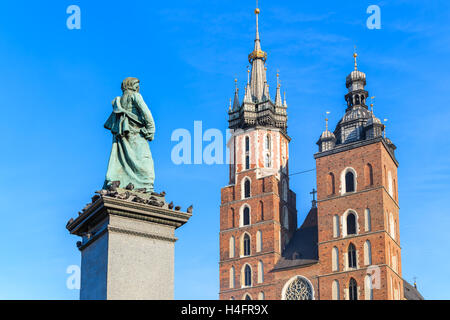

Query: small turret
[[317, 112, 336, 152]]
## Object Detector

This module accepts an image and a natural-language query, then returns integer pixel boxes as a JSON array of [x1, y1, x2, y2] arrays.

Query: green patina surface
[[103, 77, 155, 191]]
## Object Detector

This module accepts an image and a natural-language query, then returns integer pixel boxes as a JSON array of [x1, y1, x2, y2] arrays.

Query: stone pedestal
[[66, 190, 191, 300]]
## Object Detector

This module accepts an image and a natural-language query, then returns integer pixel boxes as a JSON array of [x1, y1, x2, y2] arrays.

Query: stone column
[[66, 190, 191, 300]]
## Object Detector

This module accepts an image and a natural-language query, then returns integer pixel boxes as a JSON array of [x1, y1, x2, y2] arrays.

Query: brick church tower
[[314, 53, 404, 300], [219, 6, 297, 300], [219, 6, 422, 300]]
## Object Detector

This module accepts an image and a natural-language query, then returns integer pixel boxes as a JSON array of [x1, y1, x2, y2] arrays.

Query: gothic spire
[[248, 5, 268, 102]]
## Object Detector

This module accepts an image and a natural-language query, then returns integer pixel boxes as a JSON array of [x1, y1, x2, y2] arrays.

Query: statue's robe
[[103, 90, 155, 191]]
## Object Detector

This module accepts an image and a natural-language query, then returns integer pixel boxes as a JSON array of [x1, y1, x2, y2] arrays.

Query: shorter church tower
[[315, 52, 403, 300]]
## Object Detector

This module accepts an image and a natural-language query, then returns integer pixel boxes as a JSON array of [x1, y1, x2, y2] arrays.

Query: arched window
[[345, 171, 355, 193], [347, 213, 356, 235], [229, 267, 235, 289], [389, 213, 395, 240], [245, 155, 250, 170], [244, 294, 252, 300], [348, 243, 357, 269], [256, 230, 262, 253], [364, 209, 371, 232], [245, 136, 250, 152], [365, 163, 373, 186], [260, 201, 264, 221], [243, 234, 251, 256], [257, 261, 264, 283], [244, 265, 252, 287], [244, 179, 251, 198], [229, 236, 235, 258], [328, 173, 335, 195], [332, 280, 340, 300], [243, 207, 250, 226], [332, 247, 339, 271], [282, 276, 314, 300], [230, 208, 235, 228], [282, 207, 289, 230], [264, 134, 271, 151], [258, 292, 265, 300], [349, 278, 358, 300], [393, 179, 397, 201], [365, 275, 373, 300], [388, 171, 393, 196], [364, 240, 372, 266], [333, 215, 340, 237], [282, 180, 288, 202], [265, 153, 271, 168]]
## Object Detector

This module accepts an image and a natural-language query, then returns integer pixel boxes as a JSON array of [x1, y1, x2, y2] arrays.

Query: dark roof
[[273, 207, 319, 271], [403, 281, 424, 300]]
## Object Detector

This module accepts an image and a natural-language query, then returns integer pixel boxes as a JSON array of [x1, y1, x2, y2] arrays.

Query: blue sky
[[0, 0, 449, 299]]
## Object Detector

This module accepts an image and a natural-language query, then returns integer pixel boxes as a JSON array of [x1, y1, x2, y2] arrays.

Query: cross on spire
[[310, 188, 317, 208], [353, 46, 358, 71]]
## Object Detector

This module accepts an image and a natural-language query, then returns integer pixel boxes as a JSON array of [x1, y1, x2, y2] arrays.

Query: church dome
[[320, 129, 335, 140], [365, 113, 382, 126], [346, 70, 366, 88], [341, 106, 371, 123]]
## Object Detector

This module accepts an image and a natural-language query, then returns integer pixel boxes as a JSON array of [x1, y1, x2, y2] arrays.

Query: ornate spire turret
[[232, 79, 240, 110], [275, 72, 282, 106], [317, 111, 336, 152]]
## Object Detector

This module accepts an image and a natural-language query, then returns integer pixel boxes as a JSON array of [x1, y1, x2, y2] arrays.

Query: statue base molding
[[67, 191, 191, 300]]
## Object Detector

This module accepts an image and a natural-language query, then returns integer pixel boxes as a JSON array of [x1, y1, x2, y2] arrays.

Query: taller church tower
[[219, 6, 296, 300]]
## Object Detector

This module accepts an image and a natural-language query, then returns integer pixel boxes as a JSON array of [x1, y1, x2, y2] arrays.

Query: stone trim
[[219, 250, 279, 265], [319, 230, 402, 249], [107, 226, 178, 243]]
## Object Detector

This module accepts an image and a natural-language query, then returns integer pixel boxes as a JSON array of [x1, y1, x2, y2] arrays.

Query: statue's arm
[[134, 92, 155, 139]]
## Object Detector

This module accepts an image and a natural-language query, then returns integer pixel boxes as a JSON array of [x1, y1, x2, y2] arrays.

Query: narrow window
[[230, 208, 235, 228], [333, 215, 340, 237], [365, 275, 373, 300], [328, 173, 335, 195], [265, 134, 271, 151], [282, 180, 288, 202], [364, 209, 371, 232], [332, 280, 340, 300], [348, 243, 357, 269], [364, 240, 372, 266], [257, 261, 264, 283], [243, 207, 250, 226], [244, 265, 252, 287], [332, 247, 339, 271], [265, 153, 271, 167], [229, 236, 235, 258], [260, 201, 264, 221], [258, 292, 265, 300], [349, 278, 358, 300], [283, 207, 289, 230], [244, 294, 252, 300], [245, 136, 250, 152], [256, 231, 262, 252], [365, 163, 373, 186], [347, 213, 357, 235], [244, 179, 251, 198], [243, 234, 251, 256], [245, 155, 250, 170], [229, 267, 235, 288], [345, 171, 355, 193]]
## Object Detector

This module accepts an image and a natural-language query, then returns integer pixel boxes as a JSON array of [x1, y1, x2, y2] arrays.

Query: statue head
[[121, 77, 140, 93]]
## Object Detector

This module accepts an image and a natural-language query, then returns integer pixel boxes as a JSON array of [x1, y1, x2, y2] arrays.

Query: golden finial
[[255, 0, 260, 14], [370, 96, 375, 113], [247, 66, 250, 84], [353, 46, 358, 71], [277, 69, 280, 88], [325, 111, 330, 131]]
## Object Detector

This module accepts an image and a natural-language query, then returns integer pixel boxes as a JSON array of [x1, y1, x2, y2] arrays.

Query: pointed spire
[[232, 79, 240, 110], [248, 3, 267, 102], [275, 71, 282, 106], [283, 91, 288, 108], [383, 118, 388, 138], [353, 46, 358, 71]]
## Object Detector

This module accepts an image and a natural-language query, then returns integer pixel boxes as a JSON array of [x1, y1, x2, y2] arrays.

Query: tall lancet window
[[349, 278, 358, 300], [245, 136, 250, 170], [265, 153, 271, 168]]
